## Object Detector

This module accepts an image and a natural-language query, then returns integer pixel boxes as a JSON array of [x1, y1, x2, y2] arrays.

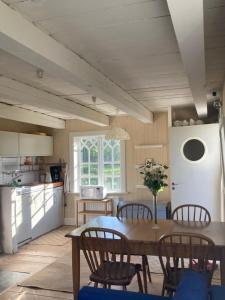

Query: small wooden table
[[76, 198, 113, 227], [66, 216, 225, 300]]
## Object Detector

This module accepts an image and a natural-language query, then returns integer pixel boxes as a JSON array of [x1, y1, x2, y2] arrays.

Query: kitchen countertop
[[0, 181, 64, 190]]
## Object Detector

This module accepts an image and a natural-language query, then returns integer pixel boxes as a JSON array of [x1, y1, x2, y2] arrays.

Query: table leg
[[72, 238, 80, 300], [220, 249, 225, 285], [104, 202, 107, 216], [83, 202, 86, 224], [76, 200, 79, 228]]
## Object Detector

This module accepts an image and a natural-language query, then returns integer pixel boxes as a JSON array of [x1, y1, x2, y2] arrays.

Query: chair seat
[[90, 261, 142, 285], [78, 286, 167, 300], [211, 285, 225, 300]]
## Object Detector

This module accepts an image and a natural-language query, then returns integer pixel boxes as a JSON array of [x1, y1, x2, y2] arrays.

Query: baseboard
[[64, 218, 76, 226]]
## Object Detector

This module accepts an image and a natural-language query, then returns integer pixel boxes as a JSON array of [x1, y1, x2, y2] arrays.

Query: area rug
[[19, 252, 221, 293], [19, 252, 73, 293]]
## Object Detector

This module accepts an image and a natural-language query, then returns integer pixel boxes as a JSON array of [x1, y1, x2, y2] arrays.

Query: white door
[[170, 124, 221, 221]]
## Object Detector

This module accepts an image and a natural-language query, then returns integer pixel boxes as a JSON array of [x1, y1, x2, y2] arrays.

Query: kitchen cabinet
[[31, 186, 64, 239], [0, 184, 64, 254], [15, 190, 32, 245], [0, 131, 19, 156], [0, 131, 53, 157], [19, 133, 53, 156], [30, 186, 45, 239]]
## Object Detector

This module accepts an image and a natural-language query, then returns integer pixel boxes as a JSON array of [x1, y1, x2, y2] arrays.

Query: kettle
[[45, 172, 52, 183]]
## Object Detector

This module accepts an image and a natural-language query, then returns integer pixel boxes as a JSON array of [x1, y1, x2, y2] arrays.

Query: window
[[181, 138, 206, 163], [70, 133, 125, 193]]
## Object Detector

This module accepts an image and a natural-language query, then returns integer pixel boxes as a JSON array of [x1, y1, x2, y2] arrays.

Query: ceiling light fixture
[[105, 109, 130, 140], [105, 126, 130, 140], [36, 68, 44, 79]]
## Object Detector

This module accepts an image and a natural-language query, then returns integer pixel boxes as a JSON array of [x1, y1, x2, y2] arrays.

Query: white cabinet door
[[44, 187, 63, 231], [0, 131, 19, 156], [44, 187, 55, 232], [30, 188, 45, 239], [53, 187, 64, 228], [15, 192, 32, 245], [19, 133, 53, 156]]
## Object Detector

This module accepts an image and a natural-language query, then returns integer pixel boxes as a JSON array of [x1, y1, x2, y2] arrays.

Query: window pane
[[104, 145, 112, 162], [113, 144, 120, 162], [90, 178, 98, 185], [86, 140, 92, 148], [90, 146, 98, 162], [104, 177, 112, 191], [113, 177, 121, 191], [81, 178, 89, 185], [113, 164, 121, 176], [81, 163, 89, 175], [77, 136, 122, 193], [110, 140, 116, 147], [82, 147, 89, 162], [90, 164, 98, 176], [104, 164, 112, 176]]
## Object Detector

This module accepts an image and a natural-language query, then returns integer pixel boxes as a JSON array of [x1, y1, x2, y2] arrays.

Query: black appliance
[[50, 165, 62, 182]]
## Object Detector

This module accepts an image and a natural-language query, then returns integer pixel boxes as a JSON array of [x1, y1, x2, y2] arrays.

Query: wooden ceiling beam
[[0, 76, 109, 127], [0, 1, 153, 123], [167, 0, 207, 117], [0, 102, 65, 129]]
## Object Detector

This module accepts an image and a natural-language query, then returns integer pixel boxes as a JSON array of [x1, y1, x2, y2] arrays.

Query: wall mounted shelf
[[135, 184, 147, 189], [134, 144, 163, 149]]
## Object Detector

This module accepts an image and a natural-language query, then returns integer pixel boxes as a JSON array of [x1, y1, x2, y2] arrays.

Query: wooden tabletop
[[66, 216, 225, 247]]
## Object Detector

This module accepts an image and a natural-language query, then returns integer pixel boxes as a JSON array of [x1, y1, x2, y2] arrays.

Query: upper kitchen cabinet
[[0, 131, 19, 156], [19, 133, 53, 156]]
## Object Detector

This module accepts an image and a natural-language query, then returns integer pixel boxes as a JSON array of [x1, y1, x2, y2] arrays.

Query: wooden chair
[[117, 203, 153, 293], [171, 204, 211, 223], [81, 227, 143, 292], [158, 232, 216, 296]]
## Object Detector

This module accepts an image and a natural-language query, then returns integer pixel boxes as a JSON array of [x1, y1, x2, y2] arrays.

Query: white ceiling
[[0, 0, 225, 121]]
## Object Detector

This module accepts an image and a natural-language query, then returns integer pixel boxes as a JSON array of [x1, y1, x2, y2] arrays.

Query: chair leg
[[94, 282, 98, 288], [103, 283, 107, 289], [137, 271, 144, 293], [161, 286, 165, 296], [145, 256, 152, 282], [142, 256, 148, 293], [161, 279, 165, 296], [108, 284, 111, 289], [122, 285, 127, 291]]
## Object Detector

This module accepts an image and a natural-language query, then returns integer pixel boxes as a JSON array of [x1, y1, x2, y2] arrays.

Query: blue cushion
[[78, 286, 168, 300], [211, 285, 225, 300], [173, 270, 208, 300]]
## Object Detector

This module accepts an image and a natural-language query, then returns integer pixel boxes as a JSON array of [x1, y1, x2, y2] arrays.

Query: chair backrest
[[171, 204, 211, 223], [117, 203, 153, 220], [158, 232, 216, 287], [81, 227, 131, 280]]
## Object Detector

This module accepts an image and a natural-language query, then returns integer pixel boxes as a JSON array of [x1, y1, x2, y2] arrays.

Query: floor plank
[[0, 225, 219, 299]]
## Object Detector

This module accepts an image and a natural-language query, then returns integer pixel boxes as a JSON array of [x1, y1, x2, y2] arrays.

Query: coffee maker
[[50, 165, 62, 182]]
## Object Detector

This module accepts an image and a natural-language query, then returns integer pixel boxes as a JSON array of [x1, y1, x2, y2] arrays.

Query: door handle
[[172, 182, 179, 186]]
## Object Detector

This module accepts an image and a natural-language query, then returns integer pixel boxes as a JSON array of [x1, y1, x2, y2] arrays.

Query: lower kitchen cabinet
[[31, 186, 64, 239], [15, 191, 32, 245], [0, 184, 64, 254]]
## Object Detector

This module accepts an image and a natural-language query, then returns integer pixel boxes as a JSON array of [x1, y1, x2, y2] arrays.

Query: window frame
[[69, 131, 126, 194]]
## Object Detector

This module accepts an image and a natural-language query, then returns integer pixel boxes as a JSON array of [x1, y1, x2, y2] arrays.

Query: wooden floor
[[0, 226, 220, 299], [0, 226, 166, 299]]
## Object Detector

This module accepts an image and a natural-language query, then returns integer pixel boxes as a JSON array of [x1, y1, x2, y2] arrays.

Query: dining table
[[66, 216, 225, 300]]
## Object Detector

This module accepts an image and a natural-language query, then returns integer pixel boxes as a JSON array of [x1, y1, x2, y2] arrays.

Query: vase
[[152, 194, 160, 229]]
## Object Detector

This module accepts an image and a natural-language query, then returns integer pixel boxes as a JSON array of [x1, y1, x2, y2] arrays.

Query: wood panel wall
[[50, 112, 170, 220]]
